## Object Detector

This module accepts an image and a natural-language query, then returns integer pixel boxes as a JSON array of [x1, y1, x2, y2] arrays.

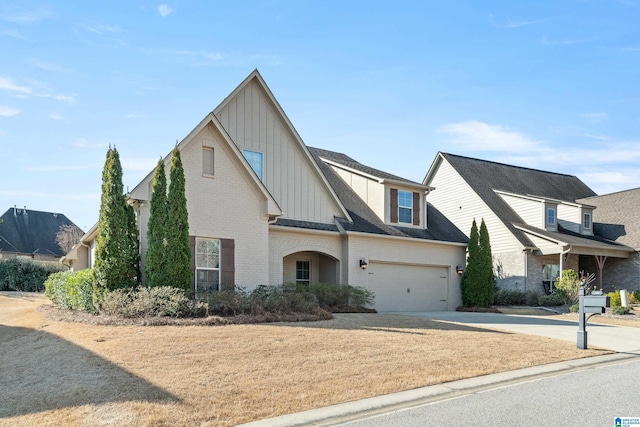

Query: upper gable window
[[242, 149, 263, 181], [583, 212, 592, 230], [203, 147, 214, 176], [546, 207, 556, 226], [398, 190, 413, 224]]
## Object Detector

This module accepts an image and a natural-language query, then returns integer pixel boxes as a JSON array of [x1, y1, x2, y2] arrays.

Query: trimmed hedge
[[0, 258, 64, 292], [493, 289, 543, 307], [100, 286, 206, 318]]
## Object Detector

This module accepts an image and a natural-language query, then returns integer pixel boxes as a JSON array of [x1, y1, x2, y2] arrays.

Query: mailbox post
[[577, 286, 610, 349]]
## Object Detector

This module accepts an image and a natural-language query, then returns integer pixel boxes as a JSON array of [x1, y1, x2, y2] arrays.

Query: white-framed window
[[398, 190, 413, 224], [196, 238, 220, 294], [242, 149, 263, 181], [546, 207, 556, 226], [583, 212, 592, 230], [296, 260, 310, 286], [203, 146, 214, 176]]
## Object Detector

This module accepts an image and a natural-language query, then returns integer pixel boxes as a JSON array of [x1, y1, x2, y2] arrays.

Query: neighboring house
[[62, 223, 98, 271], [577, 188, 640, 291], [70, 70, 468, 312], [424, 153, 636, 293], [0, 206, 81, 262]]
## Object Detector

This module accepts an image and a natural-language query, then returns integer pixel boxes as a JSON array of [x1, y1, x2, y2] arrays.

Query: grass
[[0, 292, 609, 426], [558, 307, 640, 328]]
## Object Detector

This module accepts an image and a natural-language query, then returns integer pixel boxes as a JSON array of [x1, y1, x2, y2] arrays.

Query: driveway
[[391, 311, 640, 354]]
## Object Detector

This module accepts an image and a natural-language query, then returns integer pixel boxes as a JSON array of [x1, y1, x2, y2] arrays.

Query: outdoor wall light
[[456, 265, 464, 276], [359, 258, 368, 270]]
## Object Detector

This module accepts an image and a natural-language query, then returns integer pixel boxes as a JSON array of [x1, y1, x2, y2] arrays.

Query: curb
[[237, 352, 640, 427]]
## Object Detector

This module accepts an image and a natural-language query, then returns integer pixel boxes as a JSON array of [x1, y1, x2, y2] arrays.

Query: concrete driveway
[[390, 311, 640, 354]]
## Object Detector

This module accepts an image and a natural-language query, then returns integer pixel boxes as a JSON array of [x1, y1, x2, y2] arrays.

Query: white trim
[[344, 230, 468, 247]]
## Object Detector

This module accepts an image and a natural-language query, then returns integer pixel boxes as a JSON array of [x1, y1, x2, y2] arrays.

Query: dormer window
[[398, 190, 413, 224], [583, 212, 592, 230], [546, 207, 556, 226]]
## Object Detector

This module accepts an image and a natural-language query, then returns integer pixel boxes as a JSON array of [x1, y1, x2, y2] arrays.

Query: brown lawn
[[558, 307, 640, 328], [0, 292, 609, 427]]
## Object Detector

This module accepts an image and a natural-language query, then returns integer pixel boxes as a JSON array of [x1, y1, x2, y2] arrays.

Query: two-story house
[[66, 70, 468, 312], [424, 152, 636, 293]]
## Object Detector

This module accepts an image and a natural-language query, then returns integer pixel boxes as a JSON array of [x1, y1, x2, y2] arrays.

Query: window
[[542, 264, 560, 294], [195, 238, 220, 294], [203, 147, 214, 176], [296, 260, 310, 286], [583, 212, 592, 230], [546, 207, 556, 226], [398, 190, 413, 224], [242, 149, 263, 181]]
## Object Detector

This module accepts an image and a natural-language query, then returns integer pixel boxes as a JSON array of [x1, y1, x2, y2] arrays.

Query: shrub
[[525, 291, 542, 307], [608, 291, 621, 307], [44, 269, 97, 313], [494, 289, 526, 306], [569, 303, 579, 313], [100, 286, 206, 318], [612, 306, 630, 315], [538, 293, 565, 307], [307, 283, 374, 311], [0, 258, 64, 292], [553, 270, 581, 306]]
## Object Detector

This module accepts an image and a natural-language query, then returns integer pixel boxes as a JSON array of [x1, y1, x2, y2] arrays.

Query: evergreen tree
[[145, 159, 168, 287], [461, 219, 480, 307], [478, 219, 496, 306], [165, 147, 191, 291], [94, 147, 137, 292], [125, 202, 141, 287]]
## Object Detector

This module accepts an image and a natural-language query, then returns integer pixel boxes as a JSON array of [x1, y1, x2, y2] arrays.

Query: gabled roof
[[128, 112, 282, 218], [578, 187, 640, 250], [302, 148, 468, 244], [0, 207, 80, 257], [312, 147, 429, 189], [425, 152, 597, 247], [213, 70, 352, 221]]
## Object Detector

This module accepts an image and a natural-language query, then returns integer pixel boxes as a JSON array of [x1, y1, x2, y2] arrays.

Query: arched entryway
[[282, 251, 339, 285]]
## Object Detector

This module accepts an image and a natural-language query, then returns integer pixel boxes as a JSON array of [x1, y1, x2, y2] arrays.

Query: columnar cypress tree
[[165, 147, 191, 291], [461, 219, 480, 306], [145, 160, 168, 287], [95, 147, 137, 292], [125, 203, 141, 287], [478, 219, 496, 306]]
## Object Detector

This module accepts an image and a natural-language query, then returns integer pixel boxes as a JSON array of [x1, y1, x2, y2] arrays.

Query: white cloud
[[2, 29, 27, 39], [582, 112, 608, 124], [33, 60, 73, 74], [73, 138, 107, 149], [0, 106, 20, 117], [437, 120, 541, 152], [121, 157, 159, 172], [81, 23, 123, 35], [48, 113, 64, 120], [158, 4, 173, 17], [0, 7, 53, 24], [0, 77, 32, 94]]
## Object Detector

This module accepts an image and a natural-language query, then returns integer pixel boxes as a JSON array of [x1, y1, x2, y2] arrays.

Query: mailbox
[[577, 288, 609, 349], [582, 294, 610, 314]]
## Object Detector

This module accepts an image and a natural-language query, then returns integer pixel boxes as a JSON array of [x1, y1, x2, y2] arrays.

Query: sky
[[1, 1, 639, 231]]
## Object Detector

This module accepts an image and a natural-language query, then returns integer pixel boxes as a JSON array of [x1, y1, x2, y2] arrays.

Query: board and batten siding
[[215, 80, 343, 224], [498, 193, 544, 228], [426, 158, 522, 253], [557, 204, 581, 233], [330, 165, 386, 222]]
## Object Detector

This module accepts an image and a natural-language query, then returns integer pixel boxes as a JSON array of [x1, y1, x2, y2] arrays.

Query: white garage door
[[367, 263, 448, 312]]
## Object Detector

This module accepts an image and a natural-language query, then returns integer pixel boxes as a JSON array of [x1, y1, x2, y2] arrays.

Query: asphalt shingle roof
[[578, 187, 640, 250], [515, 223, 633, 252], [307, 148, 468, 244], [440, 153, 597, 247], [0, 207, 80, 257]]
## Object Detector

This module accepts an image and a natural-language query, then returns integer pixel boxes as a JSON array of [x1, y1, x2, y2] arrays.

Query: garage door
[[367, 262, 448, 312]]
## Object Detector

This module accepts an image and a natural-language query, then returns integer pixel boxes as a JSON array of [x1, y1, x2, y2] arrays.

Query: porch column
[[593, 255, 607, 291]]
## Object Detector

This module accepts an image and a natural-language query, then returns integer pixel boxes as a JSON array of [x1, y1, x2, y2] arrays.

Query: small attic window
[[546, 207, 556, 226], [243, 149, 263, 181]]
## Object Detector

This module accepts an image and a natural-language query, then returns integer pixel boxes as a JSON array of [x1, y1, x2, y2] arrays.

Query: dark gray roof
[[272, 218, 339, 232], [0, 208, 81, 257], [440, 153, 597, 247], [309, 147, 419, 185], [308, 148, 468, 244], [515, 223, 634, 253], [578, 187, 640, 249]]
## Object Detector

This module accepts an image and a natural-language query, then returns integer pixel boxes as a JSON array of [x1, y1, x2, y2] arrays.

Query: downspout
[[557, 245, 572, 292], [80, 241, 91, 269]]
